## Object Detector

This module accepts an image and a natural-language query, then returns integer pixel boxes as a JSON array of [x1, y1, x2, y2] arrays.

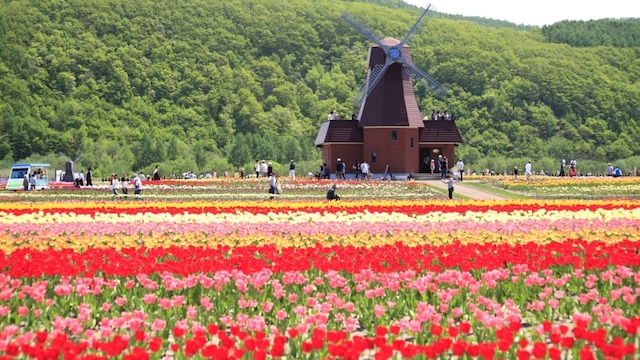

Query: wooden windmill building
[[315, 5, 462, 178]]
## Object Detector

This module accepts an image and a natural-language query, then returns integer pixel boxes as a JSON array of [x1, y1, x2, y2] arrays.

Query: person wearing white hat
[[132, 174, 142, 198], [336, 158, 345, 180]]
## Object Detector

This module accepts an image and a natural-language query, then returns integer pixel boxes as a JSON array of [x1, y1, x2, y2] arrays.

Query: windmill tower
[[314, 5, 461, 177], [58, 152, 85, 182], [344, 5, 447, 124]]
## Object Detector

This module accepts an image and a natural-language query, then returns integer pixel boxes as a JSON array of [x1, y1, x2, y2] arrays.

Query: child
[[442, 174, 454, 199]]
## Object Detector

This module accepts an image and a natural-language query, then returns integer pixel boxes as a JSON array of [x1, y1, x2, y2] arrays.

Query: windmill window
[[391, 130, 398, 141], [410, 137, 414, 148]]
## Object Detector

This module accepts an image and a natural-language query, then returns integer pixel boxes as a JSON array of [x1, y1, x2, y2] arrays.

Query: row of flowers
[[4, 239, 640, 276], [491, 176, 640, 198], [1, 198, 638, 215], [1, 260, 639, 359], [1, 198, 640, 358], [1, 180, 445, 202]]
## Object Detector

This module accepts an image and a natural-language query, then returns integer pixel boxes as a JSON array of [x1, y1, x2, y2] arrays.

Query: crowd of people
[[109, 173, 143, 199], [429, 110, 453, 121]]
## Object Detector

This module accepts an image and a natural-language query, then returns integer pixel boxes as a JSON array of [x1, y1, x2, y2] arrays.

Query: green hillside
[[1, 0, 639, 177]]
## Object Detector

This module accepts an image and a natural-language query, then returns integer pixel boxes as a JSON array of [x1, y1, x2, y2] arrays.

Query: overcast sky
[[404, 0, 639, 26]]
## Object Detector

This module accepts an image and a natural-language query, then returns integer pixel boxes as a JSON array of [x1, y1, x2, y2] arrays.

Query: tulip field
[[1, 178, 640, 359]]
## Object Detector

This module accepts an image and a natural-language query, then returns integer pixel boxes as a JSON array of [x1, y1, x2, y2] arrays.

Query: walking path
[[423, 180, 507, 200]]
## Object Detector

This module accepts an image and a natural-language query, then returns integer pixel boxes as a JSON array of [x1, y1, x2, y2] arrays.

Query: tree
[[229, 134, 252, 168]]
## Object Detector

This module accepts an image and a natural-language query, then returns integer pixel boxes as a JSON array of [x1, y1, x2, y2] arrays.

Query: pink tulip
[[200, 296, 213, 311], [187, 305, 197, 319], [294, 305, 306, 316], [101, 302, 112, 312], [276, 310, 287, 320], [452, 307, 463, 318], [158, 298, 172, 310], [143, 294, 157, 304], [151, 319, 166, 332]]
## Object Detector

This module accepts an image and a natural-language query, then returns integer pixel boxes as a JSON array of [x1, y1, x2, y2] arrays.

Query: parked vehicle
[[5, 163, 51, 191]]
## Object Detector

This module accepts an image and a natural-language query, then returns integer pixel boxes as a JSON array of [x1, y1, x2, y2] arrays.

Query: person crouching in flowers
[[110, 174, 120, 199], [326, 184, 341, 200]]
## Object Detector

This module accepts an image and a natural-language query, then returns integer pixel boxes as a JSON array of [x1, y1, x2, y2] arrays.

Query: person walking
[[260, 160, 268, 178], [254, 160, 261, 178], [456, 159, 464, 182], [336, 158, 345, 180], [438, 155, 447, 179], [111, 175, 120, 199], [289, 160, 296, 180], [132, 174, 142, 199], [120, 173, 129, 198], [268, 173, 278, 199], [152, 166, 161, 181], [29, 174, 36, 191], [525, 161, 533, 180], [86, 167, 93, 187]]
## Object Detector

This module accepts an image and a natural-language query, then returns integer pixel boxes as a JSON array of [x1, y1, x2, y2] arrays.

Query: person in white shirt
[[260, 160, 268, 178], [360, 161, 370, 180], [132, 174, 142, 198], [268, 173, 278, 199], [525, 161, 533, 180], [456, 159, 464, 182], [111, 175, 120, 199]]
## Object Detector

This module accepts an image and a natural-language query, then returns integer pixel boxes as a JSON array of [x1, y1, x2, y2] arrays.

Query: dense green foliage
[[542, 19, 640, 48], [1, 0, 639, 177]]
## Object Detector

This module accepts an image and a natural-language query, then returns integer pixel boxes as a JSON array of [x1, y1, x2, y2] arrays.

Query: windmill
[[342, 4, 447, 125], [58, 152, 85, 182], [314, 4, 462, 177]]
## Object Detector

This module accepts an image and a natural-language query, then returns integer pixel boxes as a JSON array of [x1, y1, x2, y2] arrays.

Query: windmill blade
[[403, 63, 448, 98], [363, 62, 391, 99], [352, 80, 367, 110], [341, 12, 386, 48], [74, 153, 86, 163], [400, 4, 435, 46], [58, 152, 71, 162]]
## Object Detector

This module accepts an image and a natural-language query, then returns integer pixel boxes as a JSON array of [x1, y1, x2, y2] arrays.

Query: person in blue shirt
[[613, 167, 622, 177]]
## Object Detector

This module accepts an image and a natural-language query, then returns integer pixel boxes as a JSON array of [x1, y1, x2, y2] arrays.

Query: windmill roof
[[380, 37, 402, 46], [418, 120, 463, 144], [314, 121, 363, 146]]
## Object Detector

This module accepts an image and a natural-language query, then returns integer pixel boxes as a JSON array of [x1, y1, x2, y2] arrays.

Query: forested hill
[[541, 19, 640, 48], [1, 0, 639, 176]]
